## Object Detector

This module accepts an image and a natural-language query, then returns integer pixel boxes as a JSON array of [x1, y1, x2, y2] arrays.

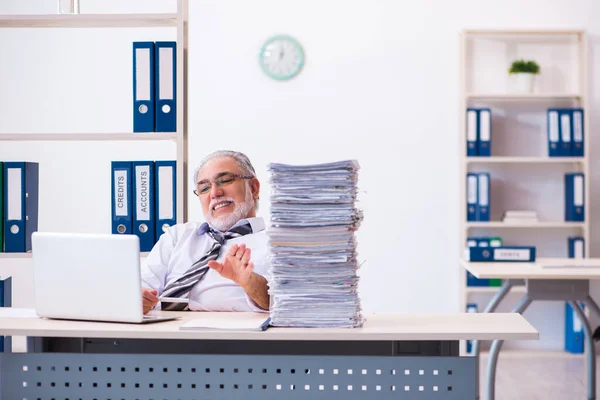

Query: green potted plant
[[508, 59, 540, 93]]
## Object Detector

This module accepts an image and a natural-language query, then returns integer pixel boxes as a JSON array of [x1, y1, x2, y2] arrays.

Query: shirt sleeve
[[140, 227, 178, 295], [245, 290, 270, 313], [243, 234, 271, 313]]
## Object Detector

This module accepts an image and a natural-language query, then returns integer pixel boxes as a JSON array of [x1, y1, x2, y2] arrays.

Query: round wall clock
[[259, 35, 304, 81]]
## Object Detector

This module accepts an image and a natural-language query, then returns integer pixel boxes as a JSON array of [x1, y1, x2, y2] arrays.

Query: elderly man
[[140, 150, 269, 313]]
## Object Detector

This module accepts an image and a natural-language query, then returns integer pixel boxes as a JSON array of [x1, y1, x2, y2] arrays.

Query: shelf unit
[[459, 29, 589, 351], [0, 1, 189, 260]]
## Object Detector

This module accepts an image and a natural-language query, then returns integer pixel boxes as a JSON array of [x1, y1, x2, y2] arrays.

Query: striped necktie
[[160, 221, 253, 311]]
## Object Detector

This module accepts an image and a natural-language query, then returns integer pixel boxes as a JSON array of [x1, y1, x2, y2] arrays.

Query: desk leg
[[474, 279, 516, 399], [585, 295, 600, 322], [485, 294, 532, 400], [575, 299, 598, 400]]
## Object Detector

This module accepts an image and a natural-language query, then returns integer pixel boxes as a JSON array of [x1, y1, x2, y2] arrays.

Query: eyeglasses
[[193, 173, 254, 196]]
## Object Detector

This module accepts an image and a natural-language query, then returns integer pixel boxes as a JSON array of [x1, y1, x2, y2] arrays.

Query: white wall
[[1, 0, 599, 351]]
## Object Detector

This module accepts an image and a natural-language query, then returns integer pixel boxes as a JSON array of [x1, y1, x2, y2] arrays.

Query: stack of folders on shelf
[[466, 108, 491, 156], [547, 108, 584, 157], [465, 237, 502, 287], [502, 210, 539, 224], [0, 162, 39, 253], [267, 160, 364, 328], [0, 276, 12, 352], [111, 161, 176, 252], [565, 173, 584, 222], [467, 244, 536, 263], [133, 41, 177, 133], [466, 172, 490, 221]]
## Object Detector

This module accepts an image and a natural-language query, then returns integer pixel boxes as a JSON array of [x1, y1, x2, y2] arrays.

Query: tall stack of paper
[[267, 160, 364, 328]]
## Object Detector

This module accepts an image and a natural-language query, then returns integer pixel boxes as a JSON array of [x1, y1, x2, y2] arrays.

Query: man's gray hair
[[193, 150, 257, 183]]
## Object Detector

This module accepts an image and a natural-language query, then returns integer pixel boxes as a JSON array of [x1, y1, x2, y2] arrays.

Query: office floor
[[480, 350, 593, 399]]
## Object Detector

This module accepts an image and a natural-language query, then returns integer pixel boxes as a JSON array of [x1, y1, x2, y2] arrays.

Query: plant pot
[[510, 72, 536, 93]]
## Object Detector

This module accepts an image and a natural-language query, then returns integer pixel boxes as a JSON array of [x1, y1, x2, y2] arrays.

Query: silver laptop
[[32, 232, 177, 324]]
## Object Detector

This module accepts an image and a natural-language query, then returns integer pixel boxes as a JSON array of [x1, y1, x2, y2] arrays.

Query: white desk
[[0, 310, 537, 400], [462, 258, 600, 400], [0, 309, 537, 341]]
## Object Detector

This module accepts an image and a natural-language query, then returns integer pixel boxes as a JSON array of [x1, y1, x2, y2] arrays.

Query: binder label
[[493, 248, 530, 261], [561, 113, 571, 141], [573, 111, 583, 142], [135, 165, 151, 221], [574, 240, 584, 258], [7, 168, 22, 220], [135, 48, 151, 102], [467, 110, 477, 142], [159, 47, 174, 100], [478, 175, 489, 206], [573, 309, 583, 332], [114, 170, 128, 217], [574, 175, 583, 206], [467, 175, 477, 204], [158, 166, 174, 220], [548, 111, 559, 142], [479, 110, 490, 141]]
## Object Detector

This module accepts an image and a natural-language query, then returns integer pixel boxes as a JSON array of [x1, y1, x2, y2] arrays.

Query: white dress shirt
[[141, 217, 270, 312]]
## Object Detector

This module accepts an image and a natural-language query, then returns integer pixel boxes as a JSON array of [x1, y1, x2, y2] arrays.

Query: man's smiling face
[[196, 156, 259, 231]]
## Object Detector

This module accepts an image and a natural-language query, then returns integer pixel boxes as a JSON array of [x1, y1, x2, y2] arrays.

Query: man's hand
[[141, 287, 159, 315], [208, 244, 254, 289]]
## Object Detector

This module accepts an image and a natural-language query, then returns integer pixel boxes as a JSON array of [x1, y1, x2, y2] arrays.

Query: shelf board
[[467, 286, 526, 294], [0, 253, 32, 259], [467, 222, 585, 229], [466, 93, 582, 101], [0, 13, 177, 28], [0, 133, 176, 141], [0, 252, 150, 259], [464, 29, 584, 36], [466, 156, 585, 164]]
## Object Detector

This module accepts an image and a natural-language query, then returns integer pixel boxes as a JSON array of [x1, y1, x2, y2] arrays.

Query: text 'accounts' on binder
[[133, 161, 156, 252]]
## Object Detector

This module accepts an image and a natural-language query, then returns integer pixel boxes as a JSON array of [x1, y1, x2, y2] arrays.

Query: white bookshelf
[[0, 0, 189, 261], [459, 29, 589, 353]]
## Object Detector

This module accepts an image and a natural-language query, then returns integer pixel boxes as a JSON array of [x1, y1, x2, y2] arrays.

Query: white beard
[[205, 183, 255, 232]]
